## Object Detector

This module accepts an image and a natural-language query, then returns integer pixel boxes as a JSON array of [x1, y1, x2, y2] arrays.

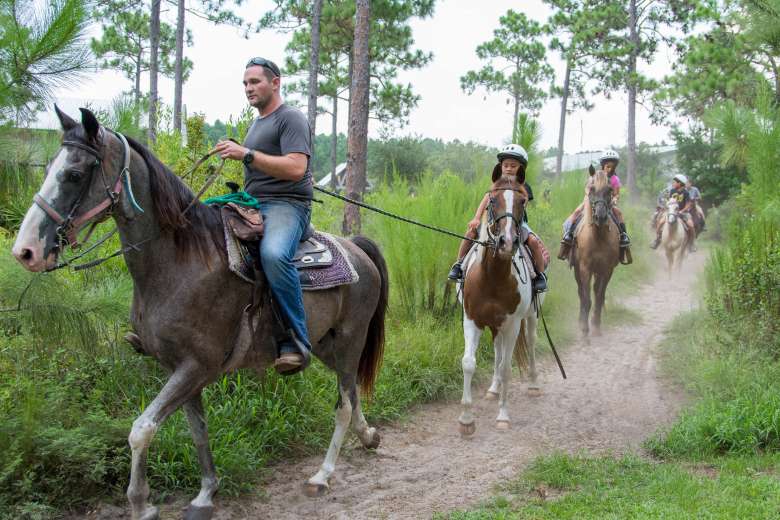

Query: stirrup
[[532, 272, 548, 293], [447, 262, 463, 281]]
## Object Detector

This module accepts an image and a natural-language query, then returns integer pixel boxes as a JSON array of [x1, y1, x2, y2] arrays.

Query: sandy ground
[[82, 251, 705, 520]]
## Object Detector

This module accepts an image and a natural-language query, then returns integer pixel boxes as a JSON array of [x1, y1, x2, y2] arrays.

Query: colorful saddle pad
[[223, 219, 359, 290]]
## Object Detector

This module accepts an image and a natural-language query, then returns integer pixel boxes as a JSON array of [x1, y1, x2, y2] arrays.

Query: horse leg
[[182, 393, 218, 520], [524, 315, 541, 396], [305, 378, 354, 496], [591, 274, 609, 336], [350, 385, 381, 450], [459, 317, 481, 436], [577, 270, 592, 337], [485, 341, 501, 400], [127, 365, 204, 520], [495, 319, 521, 430]]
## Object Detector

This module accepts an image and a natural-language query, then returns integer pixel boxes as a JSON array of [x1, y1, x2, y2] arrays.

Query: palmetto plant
[[0, 0, 91, 124]]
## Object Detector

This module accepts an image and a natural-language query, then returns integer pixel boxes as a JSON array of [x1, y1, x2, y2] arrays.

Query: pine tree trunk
[[626, 0, 639, 197], [133, 51, 143, 108], [555, 62, 572, 180], [342, 0, 370, 235], [330, 94, 338, 191], [512, 93, 520, 142], [173, 0, 185, 135], [148, 0, 161, 144], [307, 0, 324, 144], [134, 53, 142, 127]]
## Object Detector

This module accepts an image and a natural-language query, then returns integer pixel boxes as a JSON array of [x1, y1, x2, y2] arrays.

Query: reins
[[45, 137, 231, 273]]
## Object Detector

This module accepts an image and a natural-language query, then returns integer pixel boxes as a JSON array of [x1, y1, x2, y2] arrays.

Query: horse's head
[[666, 199, 679, 224], [12, 106, 129, 272], [486, 175, 527, 259], [587, 168, 613, 227]]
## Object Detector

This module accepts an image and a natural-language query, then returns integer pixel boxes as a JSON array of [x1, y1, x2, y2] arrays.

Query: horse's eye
[[67, 170, 83, 182]]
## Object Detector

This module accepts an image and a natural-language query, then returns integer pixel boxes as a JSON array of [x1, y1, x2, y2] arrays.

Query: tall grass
[[0, 148, 654, 516], [649, 87, 780, 461]]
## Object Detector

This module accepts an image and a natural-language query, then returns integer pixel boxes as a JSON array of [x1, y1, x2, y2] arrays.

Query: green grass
[[440, 452, 780, 519]]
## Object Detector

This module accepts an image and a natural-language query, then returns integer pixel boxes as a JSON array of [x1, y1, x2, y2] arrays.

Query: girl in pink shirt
[[559, 150, 631, 251]]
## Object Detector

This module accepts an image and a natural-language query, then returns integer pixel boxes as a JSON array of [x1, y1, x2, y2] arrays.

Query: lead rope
[[512, 260, 566, 380]]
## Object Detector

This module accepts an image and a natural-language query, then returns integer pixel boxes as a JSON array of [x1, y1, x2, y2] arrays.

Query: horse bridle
[[33, 131, 134, 248], [588, 189, 612, 224], [486, 188, 526, 254]]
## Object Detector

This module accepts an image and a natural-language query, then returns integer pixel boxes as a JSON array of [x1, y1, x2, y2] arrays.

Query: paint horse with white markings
[[458, 175, 543, 436], [11, 107, 388, 520], [660, 198, 689, 273]]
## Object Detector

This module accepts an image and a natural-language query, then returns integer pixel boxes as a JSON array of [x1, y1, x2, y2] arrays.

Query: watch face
[[243, 151, 253, 165]]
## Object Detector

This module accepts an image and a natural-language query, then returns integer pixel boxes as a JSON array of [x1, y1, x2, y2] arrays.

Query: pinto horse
[[11, 107, 388, 520], [570, 169, 620, 337], [458, 175, 542, 435], [660, 199, 689, 273]]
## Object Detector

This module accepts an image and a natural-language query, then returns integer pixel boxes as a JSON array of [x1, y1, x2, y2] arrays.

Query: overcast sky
[[47, 0, 683, 152]]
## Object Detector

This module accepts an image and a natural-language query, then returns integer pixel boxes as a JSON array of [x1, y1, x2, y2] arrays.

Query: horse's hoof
[[184, 504, 214, 520], [496, 420, 511, 431], [484, 390, 499, 401], [304, 482, 329, 497], [365, 430, 381, 450], [527, 386, 542, 397], [592, 329, 602, 337], [139, 506, 160, 520], [459, 421, 476, 437]]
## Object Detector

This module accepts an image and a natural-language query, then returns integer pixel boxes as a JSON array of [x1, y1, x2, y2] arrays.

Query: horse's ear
[[54, 104, 77, 131], [79, 108, 100, 142], [588, 164, 596, 176], [491, 163, 502, 182]]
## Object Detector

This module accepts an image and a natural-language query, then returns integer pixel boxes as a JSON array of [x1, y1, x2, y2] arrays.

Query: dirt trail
[[193, 252, 703, 520]]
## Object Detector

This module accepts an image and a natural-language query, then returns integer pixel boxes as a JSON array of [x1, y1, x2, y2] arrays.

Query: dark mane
[[124, 135, 225, 265]]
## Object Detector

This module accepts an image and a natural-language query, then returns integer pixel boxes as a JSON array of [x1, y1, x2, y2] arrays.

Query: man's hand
[[467, 218, 481, 233], [215, 140, 248, 161]]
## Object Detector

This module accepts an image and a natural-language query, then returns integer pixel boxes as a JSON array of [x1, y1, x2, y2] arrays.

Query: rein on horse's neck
[[474, 212, 513, 278]]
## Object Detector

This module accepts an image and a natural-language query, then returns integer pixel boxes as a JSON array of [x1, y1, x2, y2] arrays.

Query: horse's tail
[[351, 235, 389, 396], [513, 319, 530, 373]]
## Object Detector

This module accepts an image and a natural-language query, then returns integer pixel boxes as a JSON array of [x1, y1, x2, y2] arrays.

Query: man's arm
[[215, 140, 307, 181]]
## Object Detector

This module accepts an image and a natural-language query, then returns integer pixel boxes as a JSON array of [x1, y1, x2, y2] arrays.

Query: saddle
[[219, 203, 358, 290]]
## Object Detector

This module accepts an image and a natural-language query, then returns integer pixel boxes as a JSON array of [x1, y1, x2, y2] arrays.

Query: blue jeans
[[259, 200, 312, 351]]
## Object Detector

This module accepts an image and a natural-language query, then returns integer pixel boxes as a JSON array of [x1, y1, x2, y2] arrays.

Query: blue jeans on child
[[258, 200, 312, 352]]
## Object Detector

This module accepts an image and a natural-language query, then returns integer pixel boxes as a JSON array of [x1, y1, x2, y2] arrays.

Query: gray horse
[[11, 107, 388, 520]]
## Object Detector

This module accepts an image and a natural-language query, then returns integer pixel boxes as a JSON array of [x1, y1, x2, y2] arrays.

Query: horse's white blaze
[[12, 149, 69, 259], [503, 189, 514, 241]]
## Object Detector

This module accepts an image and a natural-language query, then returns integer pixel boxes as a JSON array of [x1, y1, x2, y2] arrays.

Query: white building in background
[[543, 145, 678, 177], [316, 162, 348, 190]]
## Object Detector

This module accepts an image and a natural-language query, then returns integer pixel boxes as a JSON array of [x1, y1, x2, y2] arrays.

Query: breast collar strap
[[33, 131, 131, 248]]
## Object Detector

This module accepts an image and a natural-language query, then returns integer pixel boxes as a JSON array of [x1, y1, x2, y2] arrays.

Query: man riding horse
[[214, 57, 312, 375], [651, 173, 695, 250], [686, 178, 706, 239], [559, 149, 630, 255], [447, 144, 549, 294]]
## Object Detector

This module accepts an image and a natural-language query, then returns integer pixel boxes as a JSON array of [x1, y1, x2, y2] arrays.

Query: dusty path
[[197, 252, 705, 520]]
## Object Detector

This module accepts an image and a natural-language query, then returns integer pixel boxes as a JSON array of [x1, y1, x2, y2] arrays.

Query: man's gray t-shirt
[[242, 104, 313, 204], [688, 186, 702, 200]]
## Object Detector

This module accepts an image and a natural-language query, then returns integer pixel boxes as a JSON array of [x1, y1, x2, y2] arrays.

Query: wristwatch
[[242, 149, 255, 166]]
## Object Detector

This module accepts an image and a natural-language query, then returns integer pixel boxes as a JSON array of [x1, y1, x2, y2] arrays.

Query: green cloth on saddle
[[203, 191, 260, 209]]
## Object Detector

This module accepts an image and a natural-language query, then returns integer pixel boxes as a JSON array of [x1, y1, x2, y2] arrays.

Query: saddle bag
[[221, 202, 263, 241]]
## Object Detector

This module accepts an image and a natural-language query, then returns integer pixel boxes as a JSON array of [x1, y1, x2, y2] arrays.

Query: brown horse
[[457, 175, 541, 435], [11, 107, 388, 520], [568, 169, 620, 337]]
